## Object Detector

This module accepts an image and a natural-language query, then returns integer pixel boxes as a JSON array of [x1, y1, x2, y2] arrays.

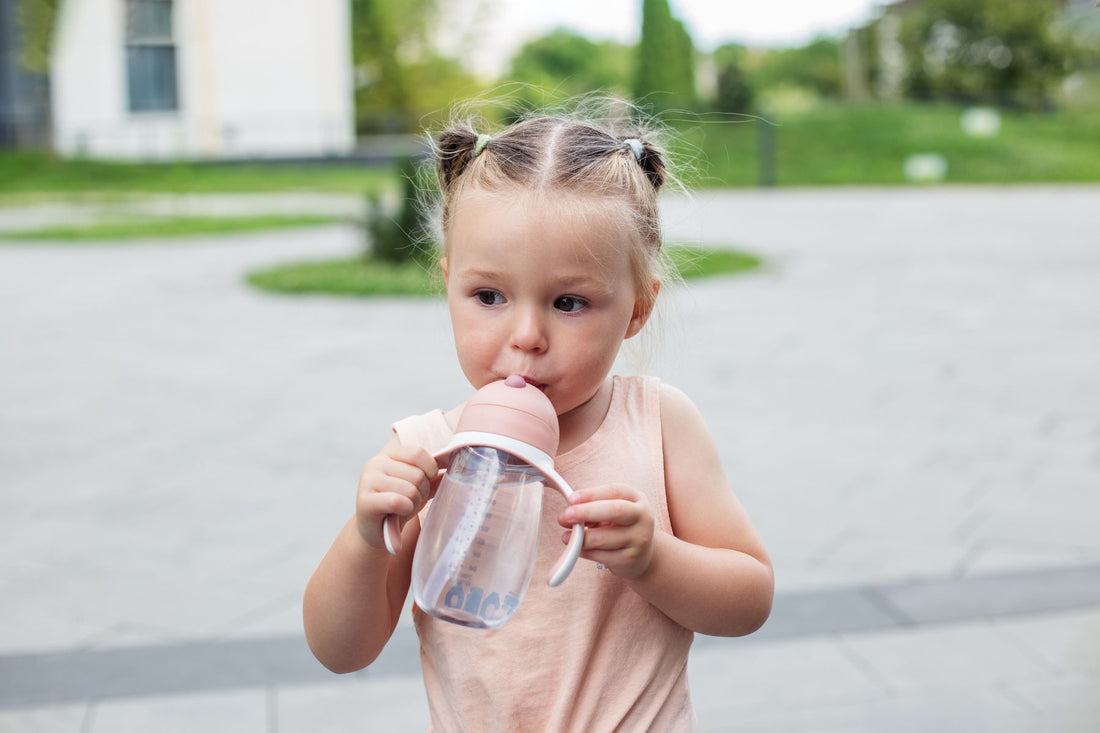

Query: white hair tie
[[623, 138, 644, 162], [473, 134, 492, 157]]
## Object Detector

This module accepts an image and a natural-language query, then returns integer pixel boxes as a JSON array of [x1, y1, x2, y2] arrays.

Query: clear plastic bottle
[[383, 375, 585, 627], [411, 446, 544, 629]]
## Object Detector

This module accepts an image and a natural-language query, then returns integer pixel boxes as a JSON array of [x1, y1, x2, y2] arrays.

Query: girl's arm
[[560, 384, 773, 636], [303, 436, 433, 672]]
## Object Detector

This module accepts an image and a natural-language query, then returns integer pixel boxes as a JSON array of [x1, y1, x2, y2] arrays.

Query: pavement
[[2, 185, 1099, 732]]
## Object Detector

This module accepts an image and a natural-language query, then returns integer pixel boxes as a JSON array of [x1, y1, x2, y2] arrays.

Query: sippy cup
[[382, 375, 585, 629]]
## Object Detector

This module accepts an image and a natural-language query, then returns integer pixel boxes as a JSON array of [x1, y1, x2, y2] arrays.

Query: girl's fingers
[[365, 473, 421, 503], [357, 471, 431, 525], [374, 461, 431, 496], [357, 485, 414, 520], [567, 484, 640, 505], [387, 445, 438, 480], [360, 454, 436, 504], [571, 525, 629, 551], [561, 526, 654, 579], [561, 499, 644, 527]]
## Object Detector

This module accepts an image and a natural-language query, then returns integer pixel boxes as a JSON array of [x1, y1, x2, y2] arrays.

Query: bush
[[366, 156, 433, 264], [897, 0, 1072, 110], [713, 44, 755, 114]]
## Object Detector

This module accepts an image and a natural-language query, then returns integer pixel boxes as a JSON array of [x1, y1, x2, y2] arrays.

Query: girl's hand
[[354, 439, 438, 551], [557, 484, 656, 580]]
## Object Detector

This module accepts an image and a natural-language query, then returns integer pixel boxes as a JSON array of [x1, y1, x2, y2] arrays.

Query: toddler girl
[[304, 109, 774, 731]]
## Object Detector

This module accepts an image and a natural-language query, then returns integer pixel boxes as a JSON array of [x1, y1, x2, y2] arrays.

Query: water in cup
[[412, 446, 545, 629]]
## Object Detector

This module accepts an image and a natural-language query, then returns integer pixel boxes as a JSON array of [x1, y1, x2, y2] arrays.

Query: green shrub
[[365, 156, 434, 264]]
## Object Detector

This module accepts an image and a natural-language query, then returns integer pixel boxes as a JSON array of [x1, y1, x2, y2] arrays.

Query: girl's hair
[[430, 105, 676, 316]]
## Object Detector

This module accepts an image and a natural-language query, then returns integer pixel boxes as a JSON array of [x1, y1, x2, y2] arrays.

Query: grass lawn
[[0, 153, 394, 196], [0, 214, 348, 242], [672, 102, 1100, 187], [2, 103, 1097, 201], [246, 245, 762, 298]]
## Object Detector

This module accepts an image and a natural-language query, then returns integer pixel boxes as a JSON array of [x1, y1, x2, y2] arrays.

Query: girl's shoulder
[[608, 374, 703, 434], [656, 381, 701, 422], [656, 381, 720, 461]]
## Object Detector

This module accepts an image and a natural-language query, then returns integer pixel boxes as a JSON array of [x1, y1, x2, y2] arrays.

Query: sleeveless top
[[393, 375, 695, 732]]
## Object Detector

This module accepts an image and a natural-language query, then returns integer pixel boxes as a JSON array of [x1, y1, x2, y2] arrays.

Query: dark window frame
[[125, 0, 178, 113]]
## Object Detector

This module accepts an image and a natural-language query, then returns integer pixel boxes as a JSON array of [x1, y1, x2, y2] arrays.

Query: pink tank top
[[393, 375, 695, 732]]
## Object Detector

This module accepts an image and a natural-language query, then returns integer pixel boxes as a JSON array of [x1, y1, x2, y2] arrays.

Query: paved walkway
[[2, 186, 1099, 731]]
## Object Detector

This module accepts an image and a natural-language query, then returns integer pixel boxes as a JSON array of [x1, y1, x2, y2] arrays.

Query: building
[[50, 0, 354, 160]]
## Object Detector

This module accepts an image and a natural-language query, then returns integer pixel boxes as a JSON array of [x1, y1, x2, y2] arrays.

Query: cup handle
[[550, 517, 584, 587], [382, 514, 402, 555], [542, 465, 584, 587]]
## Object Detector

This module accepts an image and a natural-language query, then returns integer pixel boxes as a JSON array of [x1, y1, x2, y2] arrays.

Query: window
[[125, 0, 178, 112]]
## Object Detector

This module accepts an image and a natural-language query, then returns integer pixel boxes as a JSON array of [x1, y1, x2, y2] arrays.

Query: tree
[[633, 0, 696, 111], [508, 29, 632, 94], [15, 0, 59, 74], [7, 0, 56, 148], [751, 38, 842, 100], [711, 43, 755, 113], [897, 0, 1072, 109], [350, 0, 480, 133], [503, 28, 633, 116]]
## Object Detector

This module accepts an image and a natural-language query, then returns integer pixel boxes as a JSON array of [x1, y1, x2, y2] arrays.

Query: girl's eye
[[475, 290, 504, 306], [554, 296, 587, 313]]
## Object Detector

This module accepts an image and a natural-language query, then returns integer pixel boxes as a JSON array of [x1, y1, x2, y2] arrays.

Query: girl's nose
[[510, 307, 548, 353]]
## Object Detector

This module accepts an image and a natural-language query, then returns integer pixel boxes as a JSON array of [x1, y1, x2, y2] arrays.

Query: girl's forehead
[[456, 184, 581, 210], [449, 186, 633, 240], [447, 187, 637, 273]]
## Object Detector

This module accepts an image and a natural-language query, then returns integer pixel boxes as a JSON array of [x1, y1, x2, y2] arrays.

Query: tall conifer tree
[[634, 0, 696, 110]]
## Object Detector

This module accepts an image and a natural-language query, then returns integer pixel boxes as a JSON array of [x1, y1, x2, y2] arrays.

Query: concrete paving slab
[[692, 613, 1099, 733], [0, 637, 331, 708], [2, 186, 1099, 730], [0, 193, 366, 235], [688, 636, 887, 720], [85, 689, 269, 733], [0, 703, 86, 733], [276, 676, 430, 733], [882, 566, 1100, 625], [839, 621, 1049, 691], [997, 608, 1100, 676], [717, 687, 1073, 733], [1007, 676, 1100, 722]]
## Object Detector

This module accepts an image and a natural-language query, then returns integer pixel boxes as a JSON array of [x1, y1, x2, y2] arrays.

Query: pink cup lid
[[446, 374, 559, 458]]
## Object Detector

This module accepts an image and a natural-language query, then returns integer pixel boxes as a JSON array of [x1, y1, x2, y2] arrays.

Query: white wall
[[51, 0, 354, 160]]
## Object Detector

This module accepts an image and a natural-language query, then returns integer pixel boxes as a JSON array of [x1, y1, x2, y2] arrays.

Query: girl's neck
[[556, 376, 615, 455]]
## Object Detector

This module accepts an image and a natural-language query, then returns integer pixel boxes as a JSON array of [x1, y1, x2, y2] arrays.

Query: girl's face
[[442, 187, 653, 439]]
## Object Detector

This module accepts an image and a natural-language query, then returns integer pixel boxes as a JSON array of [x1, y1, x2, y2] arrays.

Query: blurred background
[[2, 0, 1099, 191]]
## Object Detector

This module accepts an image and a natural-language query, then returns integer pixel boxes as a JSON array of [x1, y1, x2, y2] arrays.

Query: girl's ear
[[625, 278, 660, 339], [439, 256, 449, 285]]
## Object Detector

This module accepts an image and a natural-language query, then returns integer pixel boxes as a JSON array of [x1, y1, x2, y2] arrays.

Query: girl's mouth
[[521, 376, 547, 392]]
